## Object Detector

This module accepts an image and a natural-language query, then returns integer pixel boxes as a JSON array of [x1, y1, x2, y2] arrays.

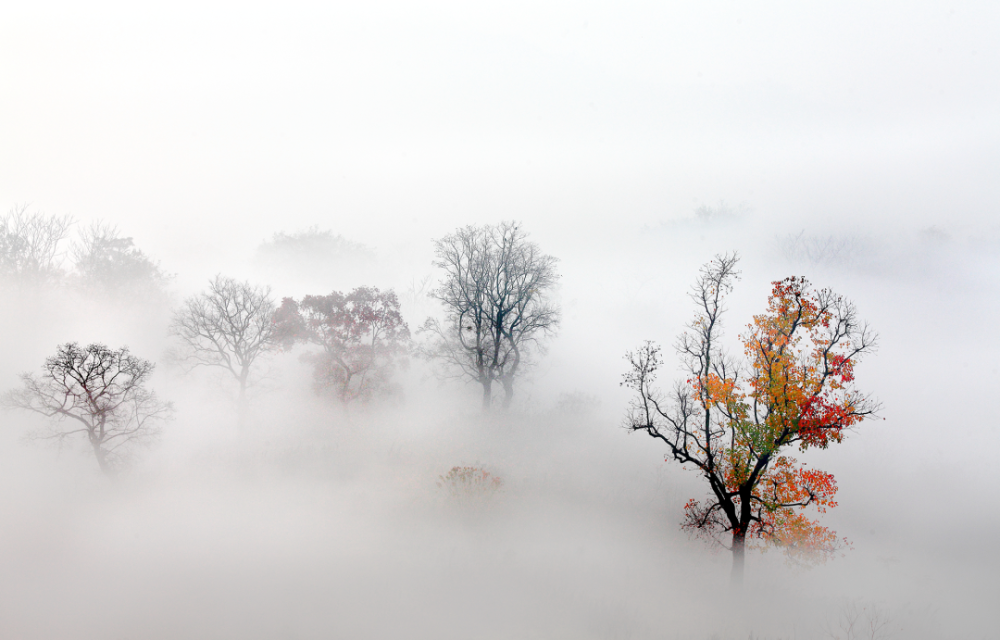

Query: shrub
[[437, 466, 503, 501]]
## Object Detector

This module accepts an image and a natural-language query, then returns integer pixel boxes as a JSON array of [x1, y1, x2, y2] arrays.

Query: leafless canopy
[[169, 276, 277, 430], [422, 221, 560, 409], [3, 343, 173, 476], [0, 204, 74, 286]]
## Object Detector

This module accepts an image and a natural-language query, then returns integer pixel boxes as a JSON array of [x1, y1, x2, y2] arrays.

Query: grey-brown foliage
[[274, 287, 410, 405], [775, 230, 877, 271], [3, 343, 172, 476], [421, 221, 560, 410], [253, 226, 376, 284], [168, 276, 278, 432], [71, 221, 171, 299]]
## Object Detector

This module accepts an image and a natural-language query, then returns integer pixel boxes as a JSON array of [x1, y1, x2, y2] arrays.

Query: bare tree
[[71, 221, 170, 298], [824, 600, 894, 640], [0, 204, 74, 286], [3, 343, 173, 476], [169, 276, 277, 432], [421, 222, 559, 410]]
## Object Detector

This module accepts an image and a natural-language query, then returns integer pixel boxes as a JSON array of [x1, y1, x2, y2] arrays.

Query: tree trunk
[[91, 441, 114, 478], [502, 344, 520, 412], [730, 530, 746, 588], [501, 376, 514, 410], [481, 378, 493, 411], [237, 379, 249, 434]]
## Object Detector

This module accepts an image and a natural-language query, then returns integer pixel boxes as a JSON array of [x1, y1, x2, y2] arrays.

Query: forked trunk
[[502, 345, 520, 411], [501, 376, 514, 410], [481, 378, 493, 411], [91, 440, 114, 478], [339, 367, 354, 405]]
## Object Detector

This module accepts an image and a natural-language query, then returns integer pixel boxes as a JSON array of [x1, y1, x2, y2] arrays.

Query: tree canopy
[[422, 221, 560, 410], [275, 287, 410, 404], [0, 205, 73, 286], [169, 276, 278, 431], [3, 343, 172, 476], [623, 254, 879, 584], [72, 221, 170, 298]]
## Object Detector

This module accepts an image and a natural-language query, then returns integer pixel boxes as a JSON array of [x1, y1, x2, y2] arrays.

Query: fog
[[1, 2, 998, 638]]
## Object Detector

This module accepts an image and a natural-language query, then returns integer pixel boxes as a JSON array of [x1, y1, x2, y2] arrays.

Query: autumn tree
[[0, 204, 74, 286], [421, 221, 560, 410], [3, 343, 173, 476], [169, 276, 278, 432], [622, 254, 879, 585], [274, 287, 410, 404]]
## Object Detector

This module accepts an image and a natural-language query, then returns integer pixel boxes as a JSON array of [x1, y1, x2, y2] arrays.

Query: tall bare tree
[[0, 204, 73, 286], [422, 222, 559, 410], [169, 276, 277, 431], [3, 343, 173, 476]]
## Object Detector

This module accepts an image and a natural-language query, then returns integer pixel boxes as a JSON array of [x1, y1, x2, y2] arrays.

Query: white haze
[[1, 2, 999, 638]]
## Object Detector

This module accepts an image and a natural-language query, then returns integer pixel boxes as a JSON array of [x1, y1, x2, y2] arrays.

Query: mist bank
[[0, 213, 996, 638]]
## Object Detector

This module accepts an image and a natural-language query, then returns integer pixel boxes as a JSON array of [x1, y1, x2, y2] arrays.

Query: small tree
[[274, 287, 410, 404], [422, 221, 560, 410], [437, 466, 504, 507], [0, 204, 73, 286], [71, 221, 170, 298], [623, 254, 879, 585], [3, 343, 172, 476], [169, 276, 277, 431]]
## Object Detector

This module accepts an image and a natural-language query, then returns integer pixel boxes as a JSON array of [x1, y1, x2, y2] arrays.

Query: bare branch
[[3, 343, 172, 476], [621, 254, 878, 583], [423, 222, 560, 409], [168, 276, 277, 431], [0, 204, 73, 286]]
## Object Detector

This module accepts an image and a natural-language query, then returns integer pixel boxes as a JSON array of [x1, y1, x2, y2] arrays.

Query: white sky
[[2, 1, 999, 268], [2, 5, 1000, 636]]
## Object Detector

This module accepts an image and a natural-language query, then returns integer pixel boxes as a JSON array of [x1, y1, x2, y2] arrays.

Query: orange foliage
[[625, 258, 877, 572], [740, 277, 868, 451], [690, 277, 872, 562]]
